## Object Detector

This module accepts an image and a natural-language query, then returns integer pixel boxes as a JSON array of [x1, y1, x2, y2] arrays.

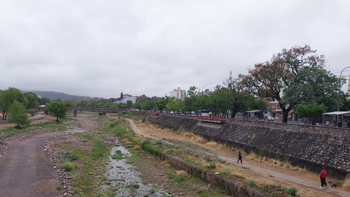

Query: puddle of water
[[102, 145, 171, 197]]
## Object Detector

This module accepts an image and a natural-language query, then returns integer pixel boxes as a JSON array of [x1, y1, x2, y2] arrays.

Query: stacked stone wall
[[144, 113, 350, 179]]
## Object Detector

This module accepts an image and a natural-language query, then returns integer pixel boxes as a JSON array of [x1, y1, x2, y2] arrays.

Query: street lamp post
[[337, 66, 350, 111], [202, 82, 212, 95]]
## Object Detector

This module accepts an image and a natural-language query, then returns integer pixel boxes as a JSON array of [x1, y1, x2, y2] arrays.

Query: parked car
[[266, 116, 274, 121], [170, 111, 174, 114]]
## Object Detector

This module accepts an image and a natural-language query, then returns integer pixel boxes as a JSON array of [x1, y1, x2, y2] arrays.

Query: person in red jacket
[[320, 168, 328, 188]]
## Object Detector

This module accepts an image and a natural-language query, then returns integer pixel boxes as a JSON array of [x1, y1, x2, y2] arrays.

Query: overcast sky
[[1, 0, 349, 98]]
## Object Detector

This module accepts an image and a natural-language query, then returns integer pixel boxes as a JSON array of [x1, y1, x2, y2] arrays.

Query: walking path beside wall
[[146, 114, 350, 180], [129, 117, 350, 197]]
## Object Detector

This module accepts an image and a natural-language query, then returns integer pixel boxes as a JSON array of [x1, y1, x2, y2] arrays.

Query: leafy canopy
[[243, 45, 339, 123], [8, 100, 31, 128], [46, 101, 67, 122]]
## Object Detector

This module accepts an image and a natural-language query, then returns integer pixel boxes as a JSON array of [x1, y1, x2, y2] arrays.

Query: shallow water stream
[[102, 143, 170, 197]]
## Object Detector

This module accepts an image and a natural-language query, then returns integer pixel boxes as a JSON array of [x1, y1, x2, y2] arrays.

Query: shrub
[[62, 162, 75, 171], [209, 161, 216, 169], [141, 117, 146, 122], [225, 168, 233, 175], [56, 186, 62, 190], [57, 151, 78, 163], [213, 153, 220, 161], [248, 180, 256, 187], [111, 155, 123, 159], [285, 187, 298, 196], [174, 176, 185, 183], [270, 191, 279, 197], [142, 143, 163, 158], [168, 172, 175, 179], [92, 140, 108, 159], [125, 184, 140, 189]]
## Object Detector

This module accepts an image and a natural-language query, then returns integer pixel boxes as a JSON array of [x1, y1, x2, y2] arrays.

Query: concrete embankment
[[138, 112, 350, 179]]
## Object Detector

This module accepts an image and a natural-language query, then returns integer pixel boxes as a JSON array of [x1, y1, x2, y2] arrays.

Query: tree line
[[0, 87, 68, 127], [132, 45, 350, 123]]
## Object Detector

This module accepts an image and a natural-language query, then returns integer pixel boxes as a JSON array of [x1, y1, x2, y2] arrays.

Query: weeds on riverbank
[[0, 119, 73, 139]]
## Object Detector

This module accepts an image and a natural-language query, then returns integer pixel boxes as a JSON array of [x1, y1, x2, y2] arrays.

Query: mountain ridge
[[21, 90, 90, 101]]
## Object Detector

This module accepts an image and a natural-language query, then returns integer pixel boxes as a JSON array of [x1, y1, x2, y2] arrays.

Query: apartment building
[[169, 87, 186, 100]]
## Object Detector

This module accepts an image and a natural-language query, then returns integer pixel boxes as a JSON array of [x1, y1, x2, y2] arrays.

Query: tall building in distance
[[169, 87, 187, 100]]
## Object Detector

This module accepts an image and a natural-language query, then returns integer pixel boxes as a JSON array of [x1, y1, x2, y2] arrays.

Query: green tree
[[8, 100, 31, 128], [224, 72, 250, 118], [0, 87, 28, 120], [166, 98, 180, 111], [126, 100, 133, 109], [24, 92, 40, 109], [244, 45, 339, 123], [63, 100, 76, 108], [194, 94, 212, 112], [141, 100, 153, 110], [46, 101, 67, 122], [209, 87, 233, 116], [295, 102, 327, 124], [77, 100, 90, 107], [183, 86, 198, 112], [153, 97, 167, 111], [132, 101, 142, 110], [41, 97, 50, 105]]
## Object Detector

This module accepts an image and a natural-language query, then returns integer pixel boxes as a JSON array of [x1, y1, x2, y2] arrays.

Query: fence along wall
[[146, 114, 350, 179]]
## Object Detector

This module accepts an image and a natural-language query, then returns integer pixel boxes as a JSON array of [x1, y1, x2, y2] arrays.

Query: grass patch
[[284, 187, 298, 196], [174, 176, 185, 183], [62, 162, 75, 171], [57, 151, 78, 163], [125, 184, 140, 189], [0, 120, 72, 139]]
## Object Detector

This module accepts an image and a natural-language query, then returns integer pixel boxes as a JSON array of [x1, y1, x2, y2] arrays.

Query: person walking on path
[[320, 168, 328, 188], [237, 151, 243, 164]]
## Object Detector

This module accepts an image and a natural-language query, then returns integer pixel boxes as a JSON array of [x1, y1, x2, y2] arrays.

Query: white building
[[169, 87, 186, 100], [114, 94, 136, 104]]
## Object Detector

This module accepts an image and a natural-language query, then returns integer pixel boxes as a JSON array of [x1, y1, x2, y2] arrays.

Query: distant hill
[[22, 90, 88, 101]]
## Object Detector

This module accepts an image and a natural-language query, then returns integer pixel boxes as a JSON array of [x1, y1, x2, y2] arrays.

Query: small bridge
[[68, 107, 128, 117]]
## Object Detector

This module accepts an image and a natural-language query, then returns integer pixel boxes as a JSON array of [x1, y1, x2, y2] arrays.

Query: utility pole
[[338, 66, 350, 111]]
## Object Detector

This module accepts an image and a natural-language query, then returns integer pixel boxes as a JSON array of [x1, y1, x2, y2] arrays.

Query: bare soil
[[0, 114, 100, 197], [0, 130, 63, 197]]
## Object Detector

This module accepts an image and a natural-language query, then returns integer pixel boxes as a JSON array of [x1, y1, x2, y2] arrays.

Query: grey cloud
[[1, 0, 349, 97]]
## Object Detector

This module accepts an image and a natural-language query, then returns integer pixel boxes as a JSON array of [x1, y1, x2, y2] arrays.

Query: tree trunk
[[282, 108, 291, 123], [56, 117, 59, 122], [231, 109, 237, 118]]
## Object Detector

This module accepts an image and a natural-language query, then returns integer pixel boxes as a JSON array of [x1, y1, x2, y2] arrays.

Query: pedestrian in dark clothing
[[320, 168, 328, 188], [237, 151, 242, 164]]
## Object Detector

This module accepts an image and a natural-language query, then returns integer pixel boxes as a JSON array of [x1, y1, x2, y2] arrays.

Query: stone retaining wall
[[160, 152, 264, 197], [144, 113, 350, 179]]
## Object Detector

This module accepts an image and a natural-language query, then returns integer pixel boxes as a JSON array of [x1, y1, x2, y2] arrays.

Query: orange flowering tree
[[242, 45, 339, 123]]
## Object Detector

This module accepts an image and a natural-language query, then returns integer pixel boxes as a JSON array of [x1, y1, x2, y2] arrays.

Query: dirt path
[[0, 131, 63, 197], [128, 119, 350, 197]]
